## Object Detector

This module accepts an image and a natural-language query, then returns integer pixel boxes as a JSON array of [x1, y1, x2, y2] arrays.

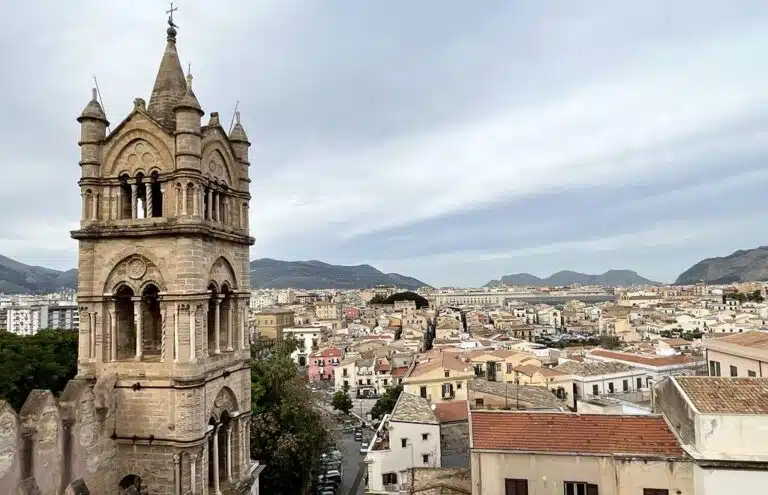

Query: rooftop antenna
[[228, 100, 240, 134], [93, 75, 110, 133]]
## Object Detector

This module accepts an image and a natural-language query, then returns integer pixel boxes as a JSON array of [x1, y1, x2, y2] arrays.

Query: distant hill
[[675, 246, 768, 285], [484, 269, 657, 287], [249, 258, 429, 290], [0, 254, 429, 294], [0, 255, 77, 294]]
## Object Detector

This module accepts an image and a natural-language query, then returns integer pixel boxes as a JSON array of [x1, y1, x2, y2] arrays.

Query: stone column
[[181, 185, 188, 215], [89, 312, 96, 358], [173, 304, 179, 363], [214, 298, 221, 354], [190, 453, 198, 494], [202, 304, 209, 355], [92, 192, 99, 220], [207, 188, 213, 220], [227, 301, 233, 352], [130, 182, 138, 219], [134, 299, 143, 360], [116, 187, 122, 220], [192, 185, 199, 216], [225, 425, 233, 481], [243, 306, 249, 349], [189, 305, 197, 362], [173, 453, 181, 495], [79, 309, 91, 361], [241, 418, 248, 474], [199, 187, 204, 218], [217, 193, 222, 222], [146, 182, 153, 218], [212, 425, 222, 495], [109, 308, 117, 361]]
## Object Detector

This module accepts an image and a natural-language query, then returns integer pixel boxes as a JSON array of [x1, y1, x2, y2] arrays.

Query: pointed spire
[[78, 87, 108, 123], [174, 65, 203, 115], [147, 18, 187, 132], [229, 111, 249, 143]]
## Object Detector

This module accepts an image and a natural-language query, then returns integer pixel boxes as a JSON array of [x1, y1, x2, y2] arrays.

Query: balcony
[[441, 393, 455, 400]]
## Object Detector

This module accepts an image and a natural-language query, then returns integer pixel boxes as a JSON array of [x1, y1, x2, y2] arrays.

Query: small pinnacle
[[235, 111, 241, 124], [186, 73, 193, 90], [92, 87, 98, 101]]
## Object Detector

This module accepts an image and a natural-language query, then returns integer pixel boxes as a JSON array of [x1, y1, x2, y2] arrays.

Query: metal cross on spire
[[166, 1, 179, 28]]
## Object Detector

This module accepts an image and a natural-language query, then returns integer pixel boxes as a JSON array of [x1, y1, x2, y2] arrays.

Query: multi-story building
[[1, 302, 80, 335], [283, 325, 322, 366], [254, 308, 295, 340], [47, 302, 79, 330], [315, 301, 341, 321], [308, 347, 342, 381], [553, 360, 648, 410], [403, 350, 475, 403], [364, 393, 442, 493], [704, 330, 768, 377]]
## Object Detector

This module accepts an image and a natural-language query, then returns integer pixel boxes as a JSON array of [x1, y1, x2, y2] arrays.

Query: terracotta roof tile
[[712, 330, 768, 349], [676, 377, 768, 414], [434, 401, 468, 423], [589, 349, 698, 367], [470, 411, 684, 457], [391, 366, 409, 377]]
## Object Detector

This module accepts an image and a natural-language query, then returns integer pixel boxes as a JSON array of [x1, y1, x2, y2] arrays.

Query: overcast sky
[[2, 1, 768, 287]]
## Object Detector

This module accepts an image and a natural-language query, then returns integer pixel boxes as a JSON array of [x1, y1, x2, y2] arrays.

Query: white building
[[365, 393, 442, 493], [283, 326, 322, 366], [4, 302, 79, 336], [554, 360, 648, 410], [655, 376, 768, 494]]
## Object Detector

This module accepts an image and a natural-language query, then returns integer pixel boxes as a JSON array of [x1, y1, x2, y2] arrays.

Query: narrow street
[[338, 431, 366, 494]]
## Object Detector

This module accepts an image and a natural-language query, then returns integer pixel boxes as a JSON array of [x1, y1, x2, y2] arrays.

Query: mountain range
[[484, 269, 658, 287], [0, 255, 429, 293], [675, 246, 768, 285]]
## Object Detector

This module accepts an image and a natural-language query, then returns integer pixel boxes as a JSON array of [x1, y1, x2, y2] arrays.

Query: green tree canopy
[[0, 329, 78, 410], [370, 385, 403, 420], [249, 338, 329, 494], [331, 390, 353, 414]]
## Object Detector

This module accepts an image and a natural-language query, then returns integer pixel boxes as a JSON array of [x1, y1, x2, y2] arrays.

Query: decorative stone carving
[[126, 258, 147, 279]]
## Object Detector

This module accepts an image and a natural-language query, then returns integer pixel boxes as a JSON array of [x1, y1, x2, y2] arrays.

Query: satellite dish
[[430, 404, 436, 410]]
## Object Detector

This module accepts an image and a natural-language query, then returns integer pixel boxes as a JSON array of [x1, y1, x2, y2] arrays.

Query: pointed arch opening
[[186, 182, 195, 216], [119, 474, 143, 494], [119, 174, 132, 219], [141, 283, 162, 359], [150, 170, 163, 217], [208, 282, 219, 355], [136, 172, 147, 219], [221, 283, 233, 352], [115, 285, 136, 360]]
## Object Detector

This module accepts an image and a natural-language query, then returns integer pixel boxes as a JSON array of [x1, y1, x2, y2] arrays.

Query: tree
[[598, 335, 620, 350], [383, 291, 429, 309], [331, 391, 353, 414], [370, 385, 402, 420], [0, 329, 78, 410], [250, 338, 329, 494]]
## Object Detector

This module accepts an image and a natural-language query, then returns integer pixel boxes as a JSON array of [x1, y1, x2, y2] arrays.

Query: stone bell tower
[[71, 10, 258, 494]]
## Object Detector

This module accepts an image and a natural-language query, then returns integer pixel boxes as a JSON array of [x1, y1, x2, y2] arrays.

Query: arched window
[[208, 283, 219, 355], [186, 182, 195, 216], [207, 414, 233, 489], [119, 175, 132, 219], [119, 474, 143, 493], [83, 189, 94, 221], [141, 284, 162, 359], [150, 171, 163, 217], [136, 173, 147, 219], [220, 284, 232, 351], [115, 285, 136, 360]]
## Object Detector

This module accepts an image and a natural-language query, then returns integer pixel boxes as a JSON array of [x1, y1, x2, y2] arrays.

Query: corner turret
[[174, 73, 204, 172], [77, 88, 108, 178]]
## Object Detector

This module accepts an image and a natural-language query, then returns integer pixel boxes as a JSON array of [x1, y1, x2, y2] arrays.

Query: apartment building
[[1, 302, 79, 335], [553, 360, 648, 410], [308, 346, 342, 381], [469, 411, 692, 495], [704, 330, 768, 377], [253, 308, 295, 340], [402, 350, 475, 403], [283, 325, 322, 366], [365, 393, 442, 493]]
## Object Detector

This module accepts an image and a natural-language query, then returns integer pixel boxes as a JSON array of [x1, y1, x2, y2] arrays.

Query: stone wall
[[0, 375, 118, 495], [440, 422, 469, 468]]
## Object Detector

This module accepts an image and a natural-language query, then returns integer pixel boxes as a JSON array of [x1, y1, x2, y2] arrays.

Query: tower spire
[[147, 1, 187, 132]]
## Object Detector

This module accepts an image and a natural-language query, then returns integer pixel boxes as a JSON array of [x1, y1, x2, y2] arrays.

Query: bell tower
[[71, 9, 257, 494]]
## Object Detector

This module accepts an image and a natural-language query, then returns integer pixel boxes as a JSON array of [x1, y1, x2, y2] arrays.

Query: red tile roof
[[470, 411, 684, 457], [310, 347, 342, 358], [391, 366, 409, 377], [676, 377, 768, 414], [434, 401, 469, 423], [589, 349, 697, 367]]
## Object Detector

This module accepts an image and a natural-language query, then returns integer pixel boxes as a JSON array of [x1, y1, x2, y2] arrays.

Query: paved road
[[338, 429, 367, 494]]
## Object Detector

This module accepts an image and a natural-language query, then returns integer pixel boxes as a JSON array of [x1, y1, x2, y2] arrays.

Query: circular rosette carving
[[127, 258, 147, 279]]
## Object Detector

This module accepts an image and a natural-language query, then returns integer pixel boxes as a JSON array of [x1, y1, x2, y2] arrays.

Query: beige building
[[314, 301, 341, 321], [469, 410, 693, 494], [254, 308, 295, 340], [403, 350, 475, 403], [704, 330, 768, 377], [0, 17, 261, 495]]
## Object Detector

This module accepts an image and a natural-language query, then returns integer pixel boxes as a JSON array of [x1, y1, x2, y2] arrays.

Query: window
[[475, 398, 484, 407], [442, 383, 454, 399], [456, 382, 462, 389], [420, 386, 427, 398], [382, 472, 397, 485], [343, 380, 349, 389], [422, 454, 429, 463], [637, 377, 642, 389], [422, 433, 429, 441], [608, 382, 615, 393], [592, 384, 598, 395], [623, 380, 629, 392], [401, 438, 407, 448], [730, 365, 738, 377], [709, 360, 721, 377], [564, 481, 598, 495], [749, 370, 757, 377], [383, 379, 388, 386], [444, 370, 450, 378], [643, 490, 668, 495], [505, 479, 529, 495], [507, 363, 513, 373]]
